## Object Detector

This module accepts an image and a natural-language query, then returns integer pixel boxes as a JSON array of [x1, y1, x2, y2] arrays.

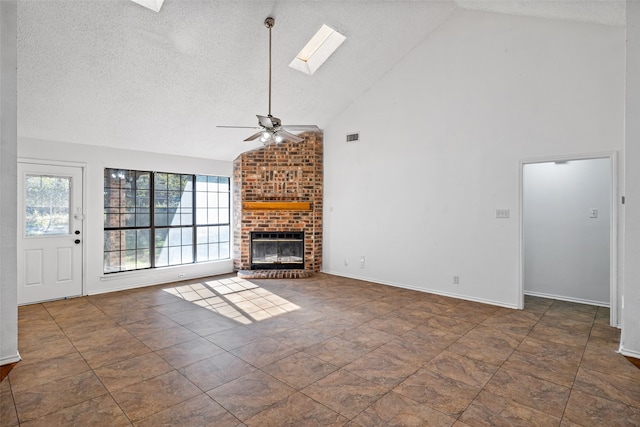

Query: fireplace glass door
[[250, 232, 304, 270]]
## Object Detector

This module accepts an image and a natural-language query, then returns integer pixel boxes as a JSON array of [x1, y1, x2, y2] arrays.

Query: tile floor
[[2, 273, 640, 426]]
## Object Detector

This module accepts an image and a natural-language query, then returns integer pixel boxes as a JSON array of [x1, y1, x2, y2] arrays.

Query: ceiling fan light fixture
[[289, 24, 346, 75]]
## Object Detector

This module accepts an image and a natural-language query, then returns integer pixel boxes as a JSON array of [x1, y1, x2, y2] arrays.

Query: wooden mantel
[[242, 201, 312, 211]]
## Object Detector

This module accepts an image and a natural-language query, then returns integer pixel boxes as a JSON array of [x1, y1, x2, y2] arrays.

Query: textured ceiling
[[17, 0, 626, 161]]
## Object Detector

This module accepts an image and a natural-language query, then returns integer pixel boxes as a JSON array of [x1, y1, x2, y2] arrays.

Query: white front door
[[17, 163, 84, 305]]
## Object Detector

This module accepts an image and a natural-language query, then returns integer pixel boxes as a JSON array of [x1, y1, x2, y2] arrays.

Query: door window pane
[[25, 175, 71, 237]]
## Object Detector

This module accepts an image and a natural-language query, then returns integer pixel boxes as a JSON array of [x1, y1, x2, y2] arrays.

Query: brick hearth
[[232, 132, 323, 276]]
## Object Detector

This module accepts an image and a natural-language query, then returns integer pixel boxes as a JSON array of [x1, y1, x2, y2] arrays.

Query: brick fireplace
[[232, 132, 323, 278]]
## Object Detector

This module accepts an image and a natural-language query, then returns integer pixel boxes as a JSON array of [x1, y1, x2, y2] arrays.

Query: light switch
[[589, 208, 598, 219]]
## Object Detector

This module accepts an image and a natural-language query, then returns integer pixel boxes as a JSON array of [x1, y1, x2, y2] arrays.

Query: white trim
[[0, 353, 21, 365], [519, 151, 618, 326], [17, 160, 87, 301], [321, 270, 519, 309], [524, 290, 609, 308], [618, 347, 640, 359]]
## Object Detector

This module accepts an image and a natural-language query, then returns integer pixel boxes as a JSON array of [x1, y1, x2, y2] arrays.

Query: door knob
[[74, 239, 81, 244]]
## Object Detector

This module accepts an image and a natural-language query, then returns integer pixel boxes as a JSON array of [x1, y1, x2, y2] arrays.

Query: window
[[25, 175, 72, 236], [103, 168, 230, 274]]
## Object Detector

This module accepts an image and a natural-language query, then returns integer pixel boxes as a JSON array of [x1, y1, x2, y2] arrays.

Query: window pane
[[137, 213, 150, 227], [220, 226, 230, 242], [168, 228, 181, 246], [168, 174, 182, 191], [137, 249, 151, 269], [155, 248, 168, 267], [208, 176, 219, 191], [208, 226, 219, 243], [209, 244, 219, 260], [219, 209, 229, 224], [207, 209, 219, 225], [104, 169, 229, 273], [219, 177, 230, 192], [104, 251, 121, 273], [169, 246, 182, 265], [207, 193, 218, 208], [182, 228, 193, 245], [25, 175, 71, 237], [182, 246, 193, 264], [123, 249, 137, 270], [137, 230, 150, 249], [155, 173, 168, 190], [196, 175, 208, 191], [196, 208, 207, 225], [196, 191, 207, 207], [219, 193, 229, 208], [197, 244, 208, 261], [104, 230, 120, 251], [196, 227, 207, 243], [155, 212, 168, 227], [136, 190, 150, 208], [181, 212, 193, 226], [219, 242, 230, 258], [123, 213, 136, 227]]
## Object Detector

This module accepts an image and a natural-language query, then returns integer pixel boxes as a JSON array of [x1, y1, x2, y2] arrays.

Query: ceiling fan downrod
[[265, 17, 274, 118]]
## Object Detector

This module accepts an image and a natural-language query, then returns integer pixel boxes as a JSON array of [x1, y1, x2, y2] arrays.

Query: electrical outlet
[[453, 275, 460, 284], [495, 209, 510, 219], [360, 256, 365, 269], [178, 273, 186, 278], [344, 259, 349, 266]]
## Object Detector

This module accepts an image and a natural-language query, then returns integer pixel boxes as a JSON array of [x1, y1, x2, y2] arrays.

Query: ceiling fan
[[217, 17, 319, 145]]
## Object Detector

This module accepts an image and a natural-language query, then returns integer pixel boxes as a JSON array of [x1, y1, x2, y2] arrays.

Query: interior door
[[17, 163, 84, 304]]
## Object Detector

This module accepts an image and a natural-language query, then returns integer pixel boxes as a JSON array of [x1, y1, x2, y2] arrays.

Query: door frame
[[17, 158, 87, 303], [519, 151, 618, 327]]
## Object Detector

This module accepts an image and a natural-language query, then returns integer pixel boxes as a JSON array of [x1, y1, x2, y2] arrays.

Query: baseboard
[[0, 353, 21, 383], [618, 347, 640, 360], [618, 347, 640, 370], [524, 290, 609, 308], [625, 356, 640, 370], [321, 270, 519, 309]]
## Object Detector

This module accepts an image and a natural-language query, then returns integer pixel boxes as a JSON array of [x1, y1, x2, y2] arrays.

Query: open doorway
[[520, 153, 617, 326]]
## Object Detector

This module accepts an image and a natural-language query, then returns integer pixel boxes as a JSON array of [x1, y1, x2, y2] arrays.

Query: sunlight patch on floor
[[162, 277, 299, 324]]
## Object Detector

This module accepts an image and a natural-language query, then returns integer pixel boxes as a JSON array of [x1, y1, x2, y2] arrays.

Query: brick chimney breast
[[233, 132, 323, 276]]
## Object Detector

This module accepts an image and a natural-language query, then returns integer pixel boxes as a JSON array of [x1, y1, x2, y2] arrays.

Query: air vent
[[346, 132, 359, 142]]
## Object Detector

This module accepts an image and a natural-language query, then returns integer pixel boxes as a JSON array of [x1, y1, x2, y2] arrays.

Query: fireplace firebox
[[250, 232, 304, 270]]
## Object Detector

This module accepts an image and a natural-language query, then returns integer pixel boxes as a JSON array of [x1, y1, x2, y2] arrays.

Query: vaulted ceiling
[[17, 0, 625, 161]]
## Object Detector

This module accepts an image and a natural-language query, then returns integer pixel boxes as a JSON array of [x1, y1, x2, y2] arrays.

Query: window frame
[[103, 168, 231, 274]]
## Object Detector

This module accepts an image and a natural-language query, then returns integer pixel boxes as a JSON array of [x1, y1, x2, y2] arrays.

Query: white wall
[[0, 0, 19, 366], [622, 1, 640, 358], [18, 138, 234, 296], [323, 10, 624, 308], [523, 159, 610, 305]]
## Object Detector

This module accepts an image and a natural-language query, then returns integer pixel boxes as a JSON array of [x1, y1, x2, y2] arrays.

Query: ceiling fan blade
[[282, 125, 321, 132], [278, 130, 304, 143], [257, 115, 274, 128], [244, 132, 263, 142], [217, 125, 260, 129]]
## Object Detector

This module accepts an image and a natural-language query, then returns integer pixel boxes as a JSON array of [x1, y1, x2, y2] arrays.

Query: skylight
[[289, 24, 346, 75], [130, 0, 165, 12]]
